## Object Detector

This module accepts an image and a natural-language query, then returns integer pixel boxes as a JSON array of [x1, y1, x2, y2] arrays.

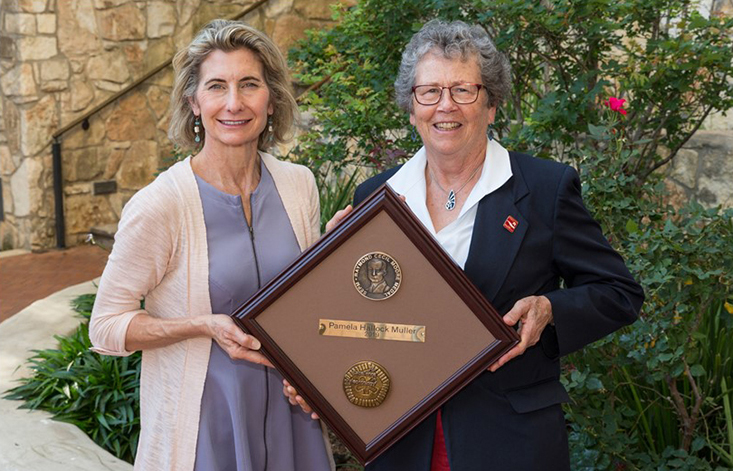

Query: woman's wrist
[[197, 314, 216, 339]]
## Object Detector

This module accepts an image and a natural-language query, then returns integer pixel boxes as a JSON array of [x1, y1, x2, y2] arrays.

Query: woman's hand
[[489, 295, 553, 372], [325, 205, 353, 232], [283, 378, 319, 420], [208, 314, 273, 367]]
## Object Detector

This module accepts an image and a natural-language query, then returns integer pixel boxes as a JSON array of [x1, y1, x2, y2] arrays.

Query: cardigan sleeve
[[305, 166, 321, 244], [89, 182, 180, 356]]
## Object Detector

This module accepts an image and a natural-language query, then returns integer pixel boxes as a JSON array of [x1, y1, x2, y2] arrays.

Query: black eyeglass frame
[[411, 83, 485, 106]]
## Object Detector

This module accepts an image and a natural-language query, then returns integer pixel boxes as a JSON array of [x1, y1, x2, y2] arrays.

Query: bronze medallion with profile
[[353, 252, 402, 300], [343, 360, 391, 408]]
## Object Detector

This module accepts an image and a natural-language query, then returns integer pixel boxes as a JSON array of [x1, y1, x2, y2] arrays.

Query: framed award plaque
[[232, 185, 519, 465]]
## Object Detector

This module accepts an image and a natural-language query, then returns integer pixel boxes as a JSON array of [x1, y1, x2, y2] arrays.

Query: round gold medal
[[353, 252, 402, 301], [343, 360, 391, 408]]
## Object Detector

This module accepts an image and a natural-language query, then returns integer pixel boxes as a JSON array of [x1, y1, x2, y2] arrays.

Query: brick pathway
[[0, 245, 109, 323]]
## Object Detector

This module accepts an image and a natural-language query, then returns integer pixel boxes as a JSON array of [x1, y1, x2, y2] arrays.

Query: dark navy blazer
[[353, 151, 644, 471]]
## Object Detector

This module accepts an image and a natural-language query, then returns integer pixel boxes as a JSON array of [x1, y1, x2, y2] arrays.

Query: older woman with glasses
[[309, 19, 644, 471]]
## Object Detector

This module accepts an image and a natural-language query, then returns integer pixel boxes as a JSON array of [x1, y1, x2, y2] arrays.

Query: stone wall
[[0, 0, 344, 250], [664, 131, 733, 209]]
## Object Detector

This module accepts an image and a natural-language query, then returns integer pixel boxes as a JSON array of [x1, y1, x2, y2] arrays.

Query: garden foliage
[[5, 294, 141, 464], [566, 125, 733, 469]]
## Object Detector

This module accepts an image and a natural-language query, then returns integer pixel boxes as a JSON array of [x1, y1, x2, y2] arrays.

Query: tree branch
[[639, 103, 714, 182], [666, 373, 692, 449], [684, 362, 704, 451]]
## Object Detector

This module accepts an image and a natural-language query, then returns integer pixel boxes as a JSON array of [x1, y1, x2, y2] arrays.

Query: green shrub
[[5, 294, 141, 464], [563, 206, 733, 469], [316, 162, 361, 233], [562, 115, 733, 469]]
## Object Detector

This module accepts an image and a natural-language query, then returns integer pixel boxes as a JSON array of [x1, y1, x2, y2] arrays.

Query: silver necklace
[[428, 161, 483, 211]]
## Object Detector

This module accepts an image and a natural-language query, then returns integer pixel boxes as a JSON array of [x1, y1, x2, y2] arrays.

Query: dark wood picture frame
[[232, 185, 519, 465]]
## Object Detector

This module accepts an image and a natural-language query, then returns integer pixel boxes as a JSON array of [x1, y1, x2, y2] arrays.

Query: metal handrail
[[51, 0, 269, 248], [52, 0, 269, 140], [51, 59, 172, 139]]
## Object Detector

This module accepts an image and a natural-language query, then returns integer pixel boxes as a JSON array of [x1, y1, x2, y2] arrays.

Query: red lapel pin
[[503, 216, 519, 233]]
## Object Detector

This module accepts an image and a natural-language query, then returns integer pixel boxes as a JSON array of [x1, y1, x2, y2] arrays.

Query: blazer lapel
[[464, 161, 529, 305]]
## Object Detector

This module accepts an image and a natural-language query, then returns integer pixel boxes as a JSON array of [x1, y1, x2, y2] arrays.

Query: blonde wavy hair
[[168, 19, 297, 150]]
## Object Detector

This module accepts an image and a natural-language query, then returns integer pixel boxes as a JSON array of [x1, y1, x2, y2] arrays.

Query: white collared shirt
[[387, 138, 513, 268]]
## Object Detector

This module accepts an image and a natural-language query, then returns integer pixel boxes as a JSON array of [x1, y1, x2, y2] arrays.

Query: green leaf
[[587, 123, 607, 139], [689, 364, 705, 377], [586, 377, 604, 391]]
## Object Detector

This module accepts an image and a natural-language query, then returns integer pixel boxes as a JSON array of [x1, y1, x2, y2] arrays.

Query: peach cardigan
[[90, 153, 333, 471]]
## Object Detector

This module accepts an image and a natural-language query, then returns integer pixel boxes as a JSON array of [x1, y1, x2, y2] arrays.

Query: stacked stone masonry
[[0, 0, 349, 251], [0, 0, 730, 251], [663, 131, 733, 209]]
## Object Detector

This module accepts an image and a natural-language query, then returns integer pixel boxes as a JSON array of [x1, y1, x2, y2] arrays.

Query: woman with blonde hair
[[90, 19, 333, 471]]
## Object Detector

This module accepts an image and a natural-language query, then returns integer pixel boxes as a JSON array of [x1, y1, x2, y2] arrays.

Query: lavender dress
[[193, 163, 330, 471]]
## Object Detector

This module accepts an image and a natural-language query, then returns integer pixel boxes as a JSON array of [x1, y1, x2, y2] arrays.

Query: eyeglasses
[[411, 83, 484, 106]]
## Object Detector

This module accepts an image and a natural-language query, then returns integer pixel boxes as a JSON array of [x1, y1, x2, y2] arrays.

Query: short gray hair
[[168, 19, 297, 151], [394, 20, 511, 113]]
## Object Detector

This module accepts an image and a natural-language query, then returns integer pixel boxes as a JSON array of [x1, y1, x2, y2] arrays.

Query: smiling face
[[410, 51, 496, 161], [189, 48, 273, 153]]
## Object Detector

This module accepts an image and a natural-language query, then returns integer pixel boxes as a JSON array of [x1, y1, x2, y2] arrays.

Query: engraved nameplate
[[319, 319, 426, 343]]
